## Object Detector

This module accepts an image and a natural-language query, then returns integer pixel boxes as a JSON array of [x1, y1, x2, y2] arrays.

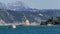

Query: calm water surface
[[0, 26, 60, 34]]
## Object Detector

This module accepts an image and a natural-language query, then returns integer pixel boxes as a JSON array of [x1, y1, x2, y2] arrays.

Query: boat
[[8, 24, 16, 28], [12, 24, 16, 28], [47, 24, 53, 26]]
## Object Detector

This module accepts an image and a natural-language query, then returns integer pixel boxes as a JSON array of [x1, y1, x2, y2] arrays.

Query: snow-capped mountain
[[0, 1, 31, 11], [6, 1, 30, 11]]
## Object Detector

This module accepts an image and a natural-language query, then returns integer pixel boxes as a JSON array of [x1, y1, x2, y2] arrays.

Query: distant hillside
[[0, 9, 60, 23], [0, 9, 44, 23]]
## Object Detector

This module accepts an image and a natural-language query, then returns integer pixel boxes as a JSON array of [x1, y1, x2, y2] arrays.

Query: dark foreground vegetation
[[40, 16, 60, 25]]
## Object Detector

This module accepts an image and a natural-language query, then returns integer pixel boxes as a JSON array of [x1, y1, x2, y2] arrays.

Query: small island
[[40, 16, 60, 26]]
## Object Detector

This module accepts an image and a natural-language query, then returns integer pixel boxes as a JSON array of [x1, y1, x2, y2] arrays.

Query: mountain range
[[0, 1, 60, 23]]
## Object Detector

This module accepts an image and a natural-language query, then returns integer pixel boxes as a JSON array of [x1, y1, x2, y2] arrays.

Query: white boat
[[47, 24, 53, 26], [12, 24, 16, 28]]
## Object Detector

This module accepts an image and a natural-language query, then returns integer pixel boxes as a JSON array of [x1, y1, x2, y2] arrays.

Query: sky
[[0, 0, 60, 9]]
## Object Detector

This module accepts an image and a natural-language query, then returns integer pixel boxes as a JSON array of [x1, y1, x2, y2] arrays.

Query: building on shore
[[22, 19, 30, 25], [22, 16, 30, 25]]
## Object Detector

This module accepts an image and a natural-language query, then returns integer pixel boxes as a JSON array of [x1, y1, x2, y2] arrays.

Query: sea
[[0, 26, 60, 34]]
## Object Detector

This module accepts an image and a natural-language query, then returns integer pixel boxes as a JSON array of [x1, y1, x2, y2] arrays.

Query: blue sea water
[[0, 26, 60, 34]]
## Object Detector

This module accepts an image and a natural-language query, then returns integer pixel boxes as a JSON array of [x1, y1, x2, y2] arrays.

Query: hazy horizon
[[0, 0, 60, 9]]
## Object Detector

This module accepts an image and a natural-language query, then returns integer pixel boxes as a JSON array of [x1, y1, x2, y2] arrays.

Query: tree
[[56, 16, 60, 21], [47, 17, 55, 24], [55, 16, 60, 24]]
